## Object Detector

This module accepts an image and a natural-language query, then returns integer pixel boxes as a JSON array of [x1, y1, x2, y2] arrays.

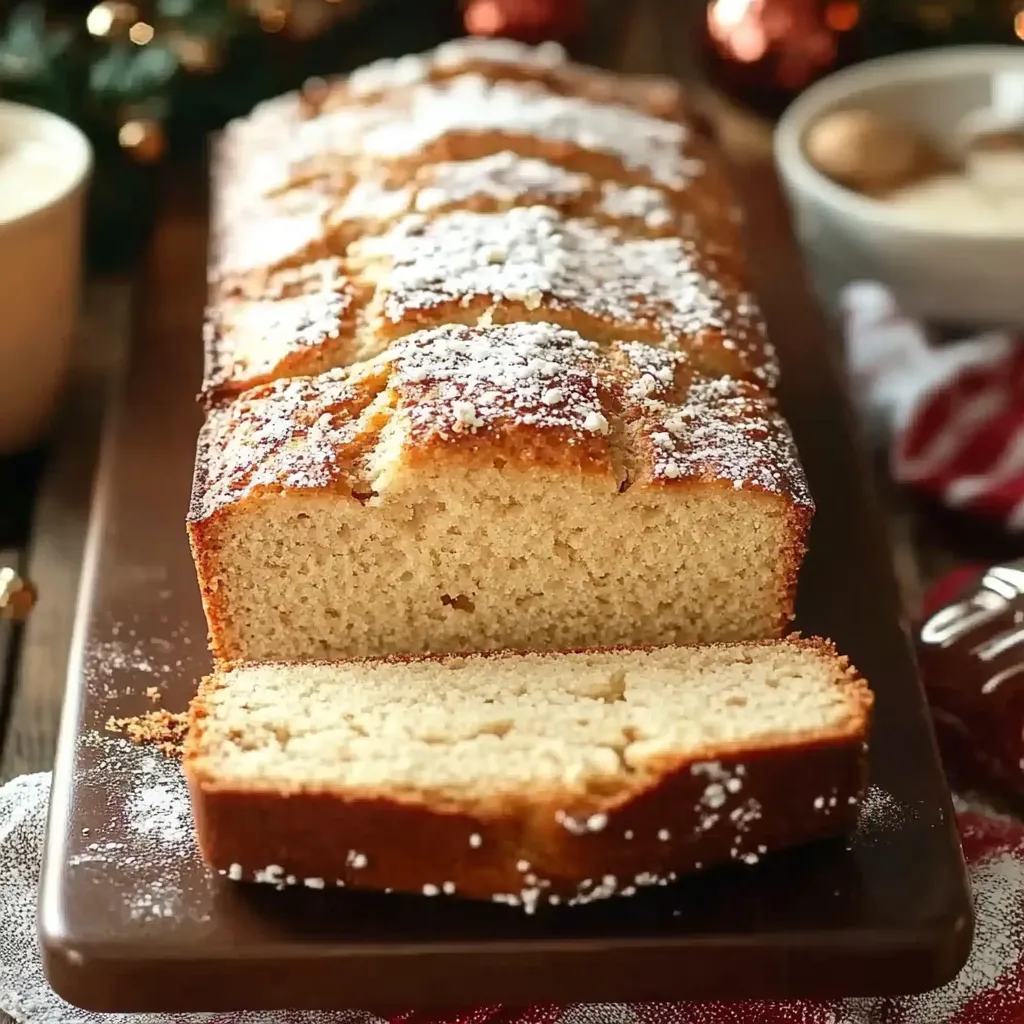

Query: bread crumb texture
[[106, 710, 188, 759], [188, 640, 868, 804]]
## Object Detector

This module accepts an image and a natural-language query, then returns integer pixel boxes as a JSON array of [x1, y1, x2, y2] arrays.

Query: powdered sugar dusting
[[614, 344, 807, 501], [414, 152, 588, 212], [330, 151, 600, 229], [195, 318, 807, 517], [332, 178, 414, 226], [853, 785, 913, 841], [265, 70, 698, 193], [205, 284, 353, 391], [360, 206, 768, 378], [81, 632, 183, 700], [127, 769, 191, 845], [844, 839, 1024, 1022], [344, 37, 567, 99], [193, 367, 386, 517], [598, 181, 674, 229], [212, 190, 333, 279], [433, 36, 566, 73], [64, 739, 213, 926], [217, 289, 349, 350], [642, 375, 809, 501], [359, 76, 697, 189], [244, 256, 348, 301], [84, 639, 158, 682], [489, 867, 682, 914], [394, 322, 608, 445], [2, 765, 1016, 1023]]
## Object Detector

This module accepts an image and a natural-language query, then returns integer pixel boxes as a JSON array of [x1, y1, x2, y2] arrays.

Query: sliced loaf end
[[184, 636, 871, 908]]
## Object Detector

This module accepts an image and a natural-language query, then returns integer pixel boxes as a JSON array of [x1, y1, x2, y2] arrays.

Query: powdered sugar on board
[[80, 610, 194, 699], [0, 772, 223, 1024], [853, 783, 916, 842], [61, 610, 216, 928], [68, 735, 215, 924]]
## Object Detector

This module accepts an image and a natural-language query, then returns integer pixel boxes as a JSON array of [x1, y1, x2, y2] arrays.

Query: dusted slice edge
[[184, 637, 872, 909]]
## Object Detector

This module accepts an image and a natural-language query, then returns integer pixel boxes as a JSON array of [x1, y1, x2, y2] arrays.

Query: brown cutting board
[[34, 154, 974, 1010]]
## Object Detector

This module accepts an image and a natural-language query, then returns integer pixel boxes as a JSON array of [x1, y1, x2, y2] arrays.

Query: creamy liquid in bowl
[[0, 137, 79, 223], [886, 152, 1024, 234]]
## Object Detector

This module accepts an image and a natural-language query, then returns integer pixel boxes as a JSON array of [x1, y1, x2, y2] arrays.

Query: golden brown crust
[[184, 637, 872, 906], [204, 202, 767, 402], [201, 261, 375, 402], [187, 323, 810, 524], [186, 741, 867, 905], [209, 61, 737, 271], [347, 207, 771, 383], [321, 148, 745, 258], [204, 45, 760, 405], [317, 38, 697, 124], [219, 38, 698, 152]]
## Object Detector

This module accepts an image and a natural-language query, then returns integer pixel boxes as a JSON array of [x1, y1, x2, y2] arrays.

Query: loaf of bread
[[205, 42, 750, 397], [190, 40, 811, 662], [184, 637, 872, 907], [190, 319, 809, 661]]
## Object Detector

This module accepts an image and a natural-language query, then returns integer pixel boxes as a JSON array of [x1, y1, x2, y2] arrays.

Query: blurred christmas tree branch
[[0, 0, 460, 266]]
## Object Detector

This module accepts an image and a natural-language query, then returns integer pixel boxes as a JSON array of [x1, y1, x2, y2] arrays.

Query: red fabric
[[921, 564, 986, 617], [841, 281, 1024, 529], [894, 344, 1024, 526]]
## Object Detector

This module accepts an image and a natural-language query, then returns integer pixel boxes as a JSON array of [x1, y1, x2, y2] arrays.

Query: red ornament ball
[[463, 0, 586, 43]]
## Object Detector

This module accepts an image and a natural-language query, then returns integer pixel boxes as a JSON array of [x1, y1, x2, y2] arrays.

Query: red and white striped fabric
[[842, 282, 1024, 528]]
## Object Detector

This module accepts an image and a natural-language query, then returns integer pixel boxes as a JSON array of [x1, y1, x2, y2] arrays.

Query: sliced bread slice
[[184, 637, 871, 910]]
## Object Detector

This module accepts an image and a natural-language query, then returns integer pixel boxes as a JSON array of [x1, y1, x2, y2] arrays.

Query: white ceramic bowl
[[0, 102, 91, 453], [774, 46, 1024, 328]]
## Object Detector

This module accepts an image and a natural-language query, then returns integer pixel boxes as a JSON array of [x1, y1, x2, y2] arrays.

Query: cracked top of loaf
[[215, 74, 717, 215], [205, 201, 766, 402], [208, 44, 738, 291], [196, 39, 807, 522], [189, 322, 810, 524]]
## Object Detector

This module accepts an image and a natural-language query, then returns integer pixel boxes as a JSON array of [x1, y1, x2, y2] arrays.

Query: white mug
[[0, 102, 92, 453]]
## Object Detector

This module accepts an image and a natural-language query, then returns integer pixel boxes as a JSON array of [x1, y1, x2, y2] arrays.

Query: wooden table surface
[[0, 0, 1010, 1015]]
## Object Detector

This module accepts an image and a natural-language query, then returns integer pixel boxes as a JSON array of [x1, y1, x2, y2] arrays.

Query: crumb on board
[[105, 709, 188, 758], [145, 686, 161, 702]]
